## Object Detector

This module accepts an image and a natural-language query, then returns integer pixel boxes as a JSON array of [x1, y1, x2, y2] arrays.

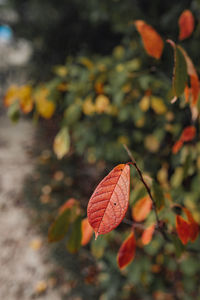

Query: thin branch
[[123, 144, 160, 225]]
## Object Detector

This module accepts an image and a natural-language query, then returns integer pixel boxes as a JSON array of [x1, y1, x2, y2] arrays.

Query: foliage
[[4, 1, 200, 299]]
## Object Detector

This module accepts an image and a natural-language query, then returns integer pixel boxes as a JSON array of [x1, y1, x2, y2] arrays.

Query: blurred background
[[1, 0, 200, 299]]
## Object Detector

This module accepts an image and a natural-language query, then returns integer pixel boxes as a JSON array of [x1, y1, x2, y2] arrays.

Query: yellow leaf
[[83, 97, 95, 115], [35, 281, 47, 294], [30, 238, 42, 251], [144, 135, 160, 152], [54, 65, 68, 77], [139, 95, 150, 112], [4, 85, 19, 107], [18, 85, 33, 114], [35, 87, 55, 119], [53, 127, 70, 159], [95, 95, 110, 114], [151, 96, 167, 114]]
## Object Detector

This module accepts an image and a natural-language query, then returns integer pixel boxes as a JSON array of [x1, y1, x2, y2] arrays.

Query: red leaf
[[141, 224, 155, 245], [183, 208, 199, 242], [172, 139, 183, 154], [87, 164, 130, 238], [179, 10, 195, 41], [81, 217, 93, 246], [180, 126, 196, 142], [134, 20, 164, 59], [59, 198, 78, 215], [132, 196, 152, 222], [117, 231, 136, 269], [176, 215, 191, 245]]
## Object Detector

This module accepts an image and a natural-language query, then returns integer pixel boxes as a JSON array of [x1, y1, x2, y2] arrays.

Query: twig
[[123, 144, 160, 226]]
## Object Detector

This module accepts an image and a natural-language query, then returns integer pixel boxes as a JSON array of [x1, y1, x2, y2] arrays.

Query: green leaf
[[66, 216, 82, 253], [171, 234, 185, 257], [152, 181, 165, 210], [91, 235, 106, 259], [48, 209, 71, 242], [173, 46, 187, 97], [7, 101, 20, 123]]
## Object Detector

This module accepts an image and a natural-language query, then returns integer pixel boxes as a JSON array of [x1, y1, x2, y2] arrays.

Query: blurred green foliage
[[5, 0, 200, 299]]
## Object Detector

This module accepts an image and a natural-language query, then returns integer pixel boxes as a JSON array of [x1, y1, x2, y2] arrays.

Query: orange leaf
[[132, 196, 152, 222], [87, 164, 130, 238], [134, 20, 164, 59], [179, 10, 195, 41], [117, 231, 136, 269], [180, 126, 196, 142], [183, 208, 199, 242], [172, 139, 183, 154], [81, 217, 93, 246], [141, 224, 155, 245], [184, 85, 191, 103], [190, 74, 199, 105], [176, 215, 191, 245]]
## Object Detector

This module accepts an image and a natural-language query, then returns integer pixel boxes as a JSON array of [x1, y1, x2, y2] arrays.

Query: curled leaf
[[132, 196, 152, 222], [117, 231, 136, 269], [87, 164, 130, 238], [179, 10, 195, 41], [134, 20, 164, 59]]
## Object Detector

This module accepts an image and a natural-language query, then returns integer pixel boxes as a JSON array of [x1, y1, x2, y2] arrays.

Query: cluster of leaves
[[4, 4, 200, 299]]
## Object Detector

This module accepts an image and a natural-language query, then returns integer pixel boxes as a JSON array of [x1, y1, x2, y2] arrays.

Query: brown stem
[[123, 144, 160, 226]]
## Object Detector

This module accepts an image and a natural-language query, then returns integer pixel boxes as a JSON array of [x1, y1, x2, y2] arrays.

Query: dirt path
[[0, 115, 62, 300]]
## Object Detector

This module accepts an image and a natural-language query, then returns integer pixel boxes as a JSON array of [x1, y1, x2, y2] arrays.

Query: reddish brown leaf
[[176, 215, 191, 245], [180, 126, 196, 142], [81, 217, 93, 246], [141, 224, 155, 245], [190, 74, 199, 105], [87, 164, 130, 238], [117, 231, 136, 269], [179, 10, 195, 41], [132, 196, 152, 222], [172, 139, 183, 154], [134, 20, 164, 59]]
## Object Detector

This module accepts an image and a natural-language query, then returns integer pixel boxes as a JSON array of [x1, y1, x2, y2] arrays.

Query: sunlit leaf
[[117, 231, 136, 269], [53, 127, 70, 159], [135, 20, 164, 59], [66, 216, 82, 253], [81, 217, 93, 246], [151, 96, 167, 115], [4, 85, 19, 107], [87, 164, 130, 238], [132, 195, 152, 222], [141, 224, 155, 245], [179, 10, 195, 41]]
